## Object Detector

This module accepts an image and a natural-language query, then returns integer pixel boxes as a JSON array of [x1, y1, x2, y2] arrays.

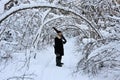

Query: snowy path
[[29, 38, 80, 80], [0, 38, 90, 80]]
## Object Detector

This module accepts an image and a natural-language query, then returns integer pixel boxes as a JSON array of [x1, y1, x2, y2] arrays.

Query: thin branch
[[32, 15, 67, 47], [0, 3, 103, 38]]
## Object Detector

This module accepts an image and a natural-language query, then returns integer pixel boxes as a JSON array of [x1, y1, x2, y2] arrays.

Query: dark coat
[[54, 36, 67, 56]]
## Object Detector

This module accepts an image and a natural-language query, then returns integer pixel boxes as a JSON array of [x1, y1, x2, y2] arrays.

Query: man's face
[[58, 32, 62, 36]]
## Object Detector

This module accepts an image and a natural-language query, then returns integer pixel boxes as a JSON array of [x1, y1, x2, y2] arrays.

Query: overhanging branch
[[0, 3, 103, 38]]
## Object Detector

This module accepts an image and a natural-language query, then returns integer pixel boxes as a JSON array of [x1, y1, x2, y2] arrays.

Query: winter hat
[[57, 31, 62, 33]]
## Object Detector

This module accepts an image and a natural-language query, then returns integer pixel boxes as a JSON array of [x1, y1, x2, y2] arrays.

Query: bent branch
[[0, 3, 102, 38]]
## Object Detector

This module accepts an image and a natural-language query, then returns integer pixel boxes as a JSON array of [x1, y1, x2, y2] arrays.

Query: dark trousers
[[56, 55, 62, 65]]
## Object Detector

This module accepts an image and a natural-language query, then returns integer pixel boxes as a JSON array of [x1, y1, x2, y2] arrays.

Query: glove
[[62, 35, 67, 44]]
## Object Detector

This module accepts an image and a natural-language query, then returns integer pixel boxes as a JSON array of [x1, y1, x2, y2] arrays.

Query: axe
[[52, 27, 67, 43]]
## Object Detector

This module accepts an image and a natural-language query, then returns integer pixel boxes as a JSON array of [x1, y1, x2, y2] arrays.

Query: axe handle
[[52, 27, 59, 33], [52, 27, 67, 43]]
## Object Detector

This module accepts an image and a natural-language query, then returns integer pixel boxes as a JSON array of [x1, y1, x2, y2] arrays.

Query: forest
[[0, 0, 120, 80]]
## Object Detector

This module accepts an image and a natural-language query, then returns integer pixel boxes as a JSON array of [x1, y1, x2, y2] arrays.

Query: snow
[[32, 38, 85, 80], [0, 0, 12, 14], [79, 24, 89, 30], [0, 37, 98, 80], [0, 4, 4, 14], [82, 38, 96, 44], [0, 1, 102, 38], [0, 0, 120, 80], [108, 16, 120, 20], [1, 37, 119, 80], [88, 41, 120, 59], [0, 38, 80, 80]]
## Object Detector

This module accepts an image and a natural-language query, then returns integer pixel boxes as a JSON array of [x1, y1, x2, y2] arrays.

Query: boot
[[56, 63, 62, 67], [60, 62, 64, 65], [56, 56, 62, 67]]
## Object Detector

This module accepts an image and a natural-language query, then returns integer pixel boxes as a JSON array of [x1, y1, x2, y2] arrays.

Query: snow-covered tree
[[0, 0, 120, 80]]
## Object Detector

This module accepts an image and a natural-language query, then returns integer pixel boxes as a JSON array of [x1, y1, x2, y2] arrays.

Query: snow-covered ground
[[28, 38, 79, 80], [0, 38, 90, 80], [0, 37, 120, 80], [0, 0, 120, 80]]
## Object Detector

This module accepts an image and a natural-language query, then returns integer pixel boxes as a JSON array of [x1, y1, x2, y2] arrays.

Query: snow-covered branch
[[33, 15, 68, 48], [0, 2, 102, 39]]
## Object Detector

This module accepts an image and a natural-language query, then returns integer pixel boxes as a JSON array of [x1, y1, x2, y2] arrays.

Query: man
[[54, 31, 67, 67]]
